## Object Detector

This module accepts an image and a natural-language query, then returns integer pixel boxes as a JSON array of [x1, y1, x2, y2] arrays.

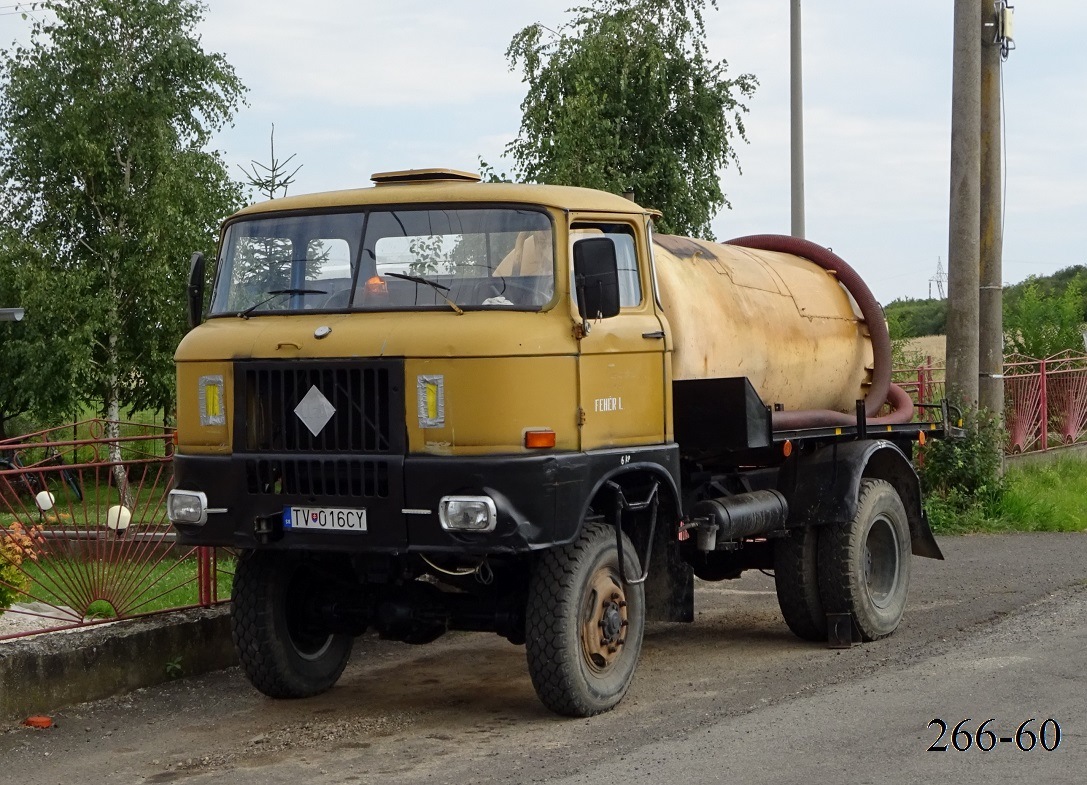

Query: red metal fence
[[897, 352, 1087, 454], [0, 420, 230, 641]]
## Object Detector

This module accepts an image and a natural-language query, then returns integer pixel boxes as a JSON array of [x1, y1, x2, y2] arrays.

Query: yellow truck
[[168, 168, 946, 717]]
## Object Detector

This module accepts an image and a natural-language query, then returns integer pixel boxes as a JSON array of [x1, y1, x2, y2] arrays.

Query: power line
[[0, 2, 40, 17]]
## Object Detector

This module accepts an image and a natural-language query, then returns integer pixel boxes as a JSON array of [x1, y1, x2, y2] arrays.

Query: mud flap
[[910, 509, 944, 560], [642, 490, 693, 623]]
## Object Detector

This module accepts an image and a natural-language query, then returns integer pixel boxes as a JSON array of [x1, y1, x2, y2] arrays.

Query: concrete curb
[[1005, 441, 1087, 467], [0, 605, 237, 722]]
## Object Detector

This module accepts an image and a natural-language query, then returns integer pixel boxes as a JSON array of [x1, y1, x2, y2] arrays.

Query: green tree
[[238, 124, 302, 201], [505, 0, 756, 238], [885, 297, 948, 340], [0, 0, 246, 429], [1002, 265, 1087, 335], [1004, 279, 1085, 358], [0, 229, 86, 440], [230, 125, 308, 299]]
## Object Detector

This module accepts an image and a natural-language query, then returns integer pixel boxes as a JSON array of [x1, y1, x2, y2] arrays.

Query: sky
[[2, 1, 1086, 304]]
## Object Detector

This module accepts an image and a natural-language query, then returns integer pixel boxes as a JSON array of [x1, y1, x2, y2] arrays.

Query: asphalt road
[[2, 532, 1085, 785]]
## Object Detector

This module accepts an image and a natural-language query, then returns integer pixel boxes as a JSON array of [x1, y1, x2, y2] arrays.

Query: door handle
[[642, 330, 665, 339]]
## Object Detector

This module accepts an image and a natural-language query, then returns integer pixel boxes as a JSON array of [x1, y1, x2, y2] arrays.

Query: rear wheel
[[231, 551, 353, 698], [525, 522, 645, 717], [817, 479, 911, 641], [773, 526, 826, 641]]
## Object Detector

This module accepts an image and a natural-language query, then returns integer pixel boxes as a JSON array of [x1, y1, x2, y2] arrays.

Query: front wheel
[[231, 551, 354, 698], [525, 522, 645, 717], [817, 479, 912, 641]]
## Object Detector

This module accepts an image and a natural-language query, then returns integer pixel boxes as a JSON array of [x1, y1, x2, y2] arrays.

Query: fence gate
[[0, 420, 230, 641]]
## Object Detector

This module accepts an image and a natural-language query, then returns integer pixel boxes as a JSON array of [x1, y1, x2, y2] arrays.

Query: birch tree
[[506, 0, 756, 238], [0, 0, 246, 439]]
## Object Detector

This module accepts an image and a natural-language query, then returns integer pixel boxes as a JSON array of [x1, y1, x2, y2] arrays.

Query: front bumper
[[170, 450, 627, 554]]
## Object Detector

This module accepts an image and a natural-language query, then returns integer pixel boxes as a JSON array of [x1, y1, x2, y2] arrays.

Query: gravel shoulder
[[2, 532, 1085, 785]]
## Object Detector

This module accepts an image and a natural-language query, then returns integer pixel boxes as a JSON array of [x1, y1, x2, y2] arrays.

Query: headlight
[[438, 495, 497, 532], [167, 489, 209, 525]]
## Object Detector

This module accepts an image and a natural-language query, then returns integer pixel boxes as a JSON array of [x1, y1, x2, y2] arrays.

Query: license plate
[[284, 506, 367, 532]]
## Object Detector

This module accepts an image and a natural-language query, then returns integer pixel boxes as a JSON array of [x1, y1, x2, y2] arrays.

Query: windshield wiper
[[384, 273, 464, 315], [237, 288, 327, 319]]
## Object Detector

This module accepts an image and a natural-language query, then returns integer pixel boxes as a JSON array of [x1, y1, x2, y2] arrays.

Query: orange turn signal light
[[524, 429, 556, 449], [782, 439, 793, 458], [917, 430, 926, 446]]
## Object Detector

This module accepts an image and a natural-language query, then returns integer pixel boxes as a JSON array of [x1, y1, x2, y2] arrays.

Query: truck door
[[572, 218, 668, 450]]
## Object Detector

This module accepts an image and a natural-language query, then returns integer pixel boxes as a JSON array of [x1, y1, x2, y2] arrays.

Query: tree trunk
[[105, 296, 133, 510]]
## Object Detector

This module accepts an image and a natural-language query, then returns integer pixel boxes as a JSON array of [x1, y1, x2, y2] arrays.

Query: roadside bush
[[891, 338, 926, 369], [919, 408, 1005, 531], [0, 522, 43, 611]]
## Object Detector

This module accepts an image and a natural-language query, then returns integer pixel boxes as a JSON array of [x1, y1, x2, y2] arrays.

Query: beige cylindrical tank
[[653, 235, 874, 414]]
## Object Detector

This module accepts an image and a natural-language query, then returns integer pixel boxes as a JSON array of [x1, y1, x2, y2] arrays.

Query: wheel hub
[[601, 603, 624, 639], [864, 515, 900, 610], [581, 569, 628, 671]]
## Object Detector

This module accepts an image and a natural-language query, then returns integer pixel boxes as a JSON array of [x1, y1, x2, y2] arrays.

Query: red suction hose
[[724, 234, 914, 430]]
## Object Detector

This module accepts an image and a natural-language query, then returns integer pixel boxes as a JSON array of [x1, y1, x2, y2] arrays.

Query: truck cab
[[171, 168, 675, 553]]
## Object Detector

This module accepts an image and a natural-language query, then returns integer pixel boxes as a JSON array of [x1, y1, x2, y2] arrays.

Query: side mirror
[[573, 238, 620, 320], [187, 252, 205, 329]]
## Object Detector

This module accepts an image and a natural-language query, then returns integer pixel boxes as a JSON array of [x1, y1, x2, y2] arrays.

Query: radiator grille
[[245, 458, 390, 498], [237, 361, 404, 454]]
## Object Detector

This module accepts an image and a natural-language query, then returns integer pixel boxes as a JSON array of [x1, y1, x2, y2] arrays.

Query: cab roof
[[231, 167, 649, 219]]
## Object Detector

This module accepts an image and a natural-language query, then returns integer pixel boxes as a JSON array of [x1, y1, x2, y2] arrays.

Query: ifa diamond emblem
[[294, 385, 336, 436]]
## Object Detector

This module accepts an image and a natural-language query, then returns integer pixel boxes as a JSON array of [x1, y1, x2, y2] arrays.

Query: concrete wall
[[0, 606, 236, 721]]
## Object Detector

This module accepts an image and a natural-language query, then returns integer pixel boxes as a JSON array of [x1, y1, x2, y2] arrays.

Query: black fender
[[787, 439, 944, 560], [574, 449, 693, 623], [575, 456, 681, 527]]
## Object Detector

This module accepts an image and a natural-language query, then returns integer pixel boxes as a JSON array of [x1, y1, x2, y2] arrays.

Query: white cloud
[[199, 1, 568, 108]]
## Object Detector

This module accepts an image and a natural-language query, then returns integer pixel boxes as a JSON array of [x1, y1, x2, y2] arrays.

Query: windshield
[[208, 207, 555, 316]]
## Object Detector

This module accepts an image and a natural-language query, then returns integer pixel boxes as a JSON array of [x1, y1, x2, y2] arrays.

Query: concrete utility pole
[[979, 3, 1005, 418], [945, 0, 982, 406], [790, 0, 805, 239]]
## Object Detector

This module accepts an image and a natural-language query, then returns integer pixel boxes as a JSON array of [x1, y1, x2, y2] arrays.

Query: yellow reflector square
[[205, 385, 221, 418], [426, 383, 439, 420], [198, 374, 225, 426], [417, 375, 445, 427]]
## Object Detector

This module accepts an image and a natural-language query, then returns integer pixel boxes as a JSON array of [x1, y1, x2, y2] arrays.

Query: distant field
[[903, 334, 945, 366]]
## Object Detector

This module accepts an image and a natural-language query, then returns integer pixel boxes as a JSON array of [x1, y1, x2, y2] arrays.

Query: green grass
[[928, 457, 1087, 534]]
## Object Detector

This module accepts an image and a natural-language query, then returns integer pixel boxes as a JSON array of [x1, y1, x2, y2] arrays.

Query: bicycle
[[0, 447, 83, 503]]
